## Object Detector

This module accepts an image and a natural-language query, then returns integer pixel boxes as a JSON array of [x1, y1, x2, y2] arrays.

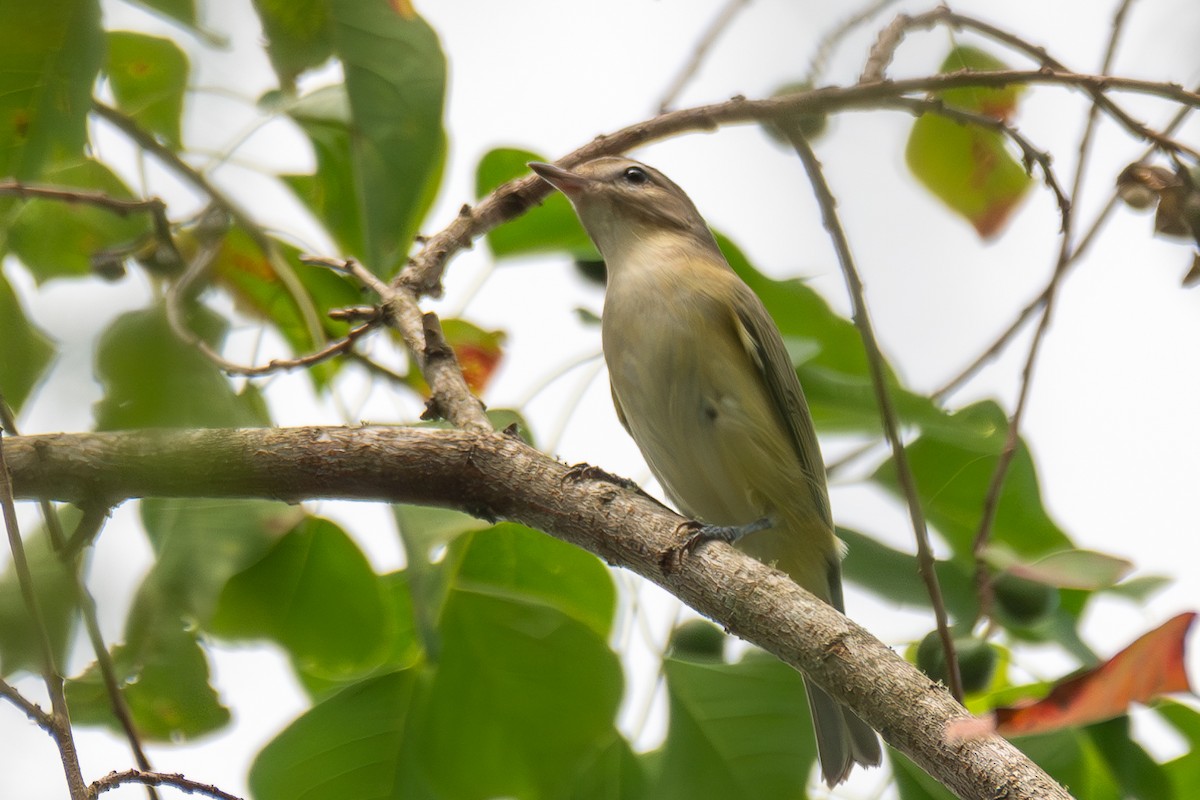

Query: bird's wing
[[731, 282, 833, 530]]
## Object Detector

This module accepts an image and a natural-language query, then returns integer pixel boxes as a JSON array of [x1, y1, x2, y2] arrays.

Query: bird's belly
[[606, 321, 787, 527]]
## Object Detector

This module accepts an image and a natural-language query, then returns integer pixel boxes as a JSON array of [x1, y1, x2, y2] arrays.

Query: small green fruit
[[916, 631, 997, 694], [669, 619, 726, 661], [993, 572, 1059, 626]]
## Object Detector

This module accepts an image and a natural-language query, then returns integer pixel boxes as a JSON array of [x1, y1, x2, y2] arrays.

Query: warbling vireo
[[530, 156, 882, 786]]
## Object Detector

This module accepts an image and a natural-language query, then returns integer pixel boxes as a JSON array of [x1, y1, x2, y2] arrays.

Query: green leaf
[[905, 46, 1032, 239], [133, 499, 302, 637], [1015, 729, 1122, 800], [563, 734, 649, 800], [93, 304, 269, 429], [252, 524, 623, 800], [1159, 700, 1200, 795], [86, 499, 300, 738], [253, 0, 334, 88], [279, 86, 364, 258], [0, 529, 78, 678], [906, 113, 1033, 239], [872, 400, 1071, 563], [211, 517, 393, 681], [7, 158, 153, 282], [0, 0, 102, 180], [250, 669, 425, 800], [650, 650, 817, 799], [1105, 575, 1172, 603], [104, 32, 188, 149], [477, 147, 598, 260], [1088, 716, 1175, 800], [447, 523, 616, 640], [838, 527, 978, 622], [418, 527, 622, 798], [0, 271, 56, 413], [68, 623, 229, 740], [983, 545, 1134, 591], [331, 1, 446, 275]]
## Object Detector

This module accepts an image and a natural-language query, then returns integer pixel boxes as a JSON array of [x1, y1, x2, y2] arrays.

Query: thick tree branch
[[5, 427, 1071, 800]]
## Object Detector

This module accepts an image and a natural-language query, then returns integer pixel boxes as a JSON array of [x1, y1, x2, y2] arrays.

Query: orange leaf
[[994, 612, 1195, 737]]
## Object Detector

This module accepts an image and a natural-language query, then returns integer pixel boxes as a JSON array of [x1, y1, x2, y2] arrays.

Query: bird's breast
[[602, 263, 787, 525]]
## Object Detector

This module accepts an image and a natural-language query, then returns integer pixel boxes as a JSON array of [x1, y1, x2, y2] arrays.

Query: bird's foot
[[680, 517, 773, 552]]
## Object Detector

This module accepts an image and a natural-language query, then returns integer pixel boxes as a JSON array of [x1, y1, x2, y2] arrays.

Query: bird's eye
[[622, 166, 650, 186]]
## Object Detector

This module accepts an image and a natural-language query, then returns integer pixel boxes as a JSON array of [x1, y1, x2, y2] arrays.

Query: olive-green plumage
[[531, 156, 881, 787]]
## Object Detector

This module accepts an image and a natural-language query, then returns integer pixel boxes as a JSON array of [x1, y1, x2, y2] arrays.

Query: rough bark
[[4, 426, 1073, 800]]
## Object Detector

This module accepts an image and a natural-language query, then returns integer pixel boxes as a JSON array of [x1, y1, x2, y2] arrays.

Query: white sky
[[3, 0, 1199, 797]]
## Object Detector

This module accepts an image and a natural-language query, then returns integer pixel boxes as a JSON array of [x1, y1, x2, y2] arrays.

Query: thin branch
[[808, 0, 902, 84], [306, 257, 493, 432], [0, 431, 87, 799], [68, 508, 159, 794], [860, 8, 1200, 161], [784, 130, 964, 701], [0, 181, 182, 274], [90, 770, 243, 800], [0, 397, 157, 798], [3, 425, 1073, 800], [397, 68, 1200, 300], [969, 0, 1136, 616], [0, 675, 53, 729], [657, 0, 752, 113], [932, 85, 1196, 402]]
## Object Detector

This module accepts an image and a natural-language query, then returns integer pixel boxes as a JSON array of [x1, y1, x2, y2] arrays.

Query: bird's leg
[[680, 517, 773, 552]]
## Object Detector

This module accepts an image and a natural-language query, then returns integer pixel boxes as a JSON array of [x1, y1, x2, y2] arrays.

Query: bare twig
[[90, 770, 243, 800], [860, 8, 1199, 160], [306, 257, 493, 432], [0, 431, 86, 799], [809, 0, 902, 84], [68, 508, 159, 795], [969, 0, 1137, 617], [0, 181, 182, 274], [1, 395, 157, 798], [0, 675, 53, 729], [657, 0, 752, 113], [784, 131, 964, 700], [934, 85, 1196, 401], [397, 68, 1200, 301]]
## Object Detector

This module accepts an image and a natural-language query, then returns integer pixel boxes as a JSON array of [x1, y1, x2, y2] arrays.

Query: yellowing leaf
[[906, 45, 1033, 239], [906, 113, 1032, 239]]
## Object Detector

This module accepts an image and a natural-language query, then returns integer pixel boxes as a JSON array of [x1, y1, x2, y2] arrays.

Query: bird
[[529, 156, 882, 787]]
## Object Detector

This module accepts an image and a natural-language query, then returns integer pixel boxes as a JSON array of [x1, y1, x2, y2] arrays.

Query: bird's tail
[[806, 680, 883, 787]]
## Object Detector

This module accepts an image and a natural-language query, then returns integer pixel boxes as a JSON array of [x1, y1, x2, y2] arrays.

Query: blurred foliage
[[0, 4, 1194, 800]]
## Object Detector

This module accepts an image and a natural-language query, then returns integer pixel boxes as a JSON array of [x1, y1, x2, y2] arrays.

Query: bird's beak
[[529, 162, 590, 197]]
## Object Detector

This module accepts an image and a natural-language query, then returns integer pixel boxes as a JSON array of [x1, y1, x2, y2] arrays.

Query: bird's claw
[[662, 517, 773, 574]]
